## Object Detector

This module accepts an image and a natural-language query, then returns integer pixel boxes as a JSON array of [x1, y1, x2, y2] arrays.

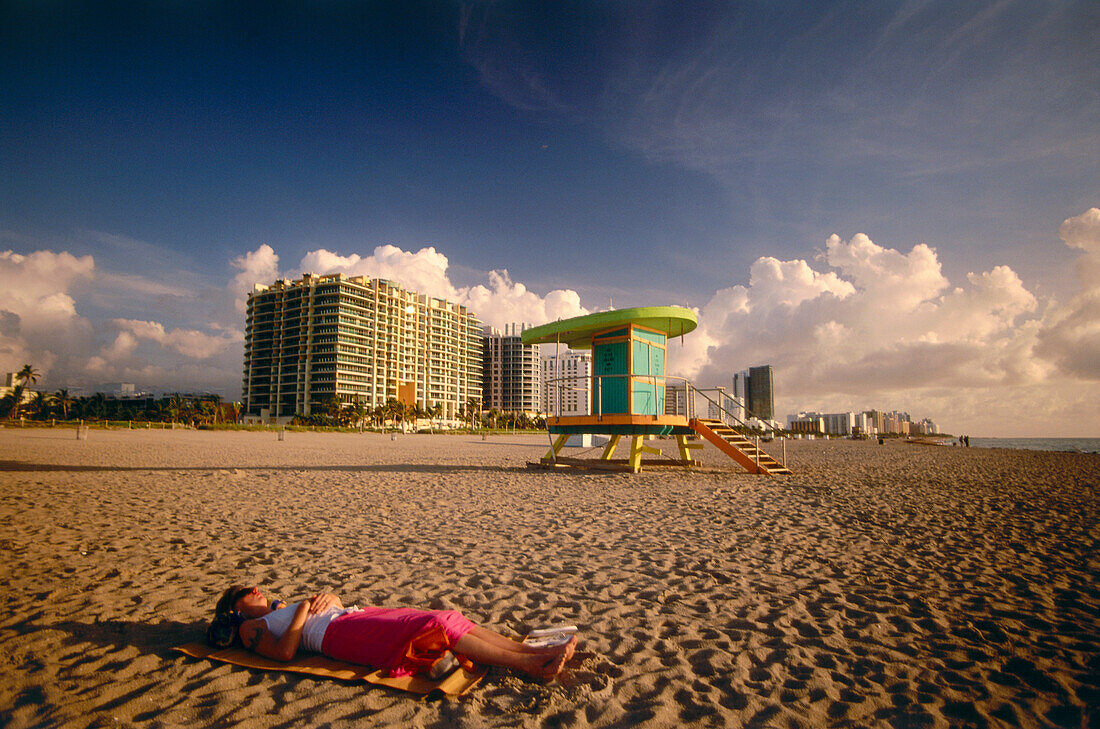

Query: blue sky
[[2, 1, 1098, 435]]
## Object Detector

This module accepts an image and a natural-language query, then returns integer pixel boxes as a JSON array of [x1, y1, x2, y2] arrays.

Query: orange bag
[[398, 625, 476, 677]]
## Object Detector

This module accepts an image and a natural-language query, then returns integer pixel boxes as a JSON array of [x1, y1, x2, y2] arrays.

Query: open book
[[523, 624, 578, 649]]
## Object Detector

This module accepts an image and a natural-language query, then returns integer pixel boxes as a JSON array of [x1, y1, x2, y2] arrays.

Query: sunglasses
[[230, 586, 253, 608]]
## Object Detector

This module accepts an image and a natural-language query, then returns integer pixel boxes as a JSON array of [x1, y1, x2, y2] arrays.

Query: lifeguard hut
[[522, 307, 791, 474]]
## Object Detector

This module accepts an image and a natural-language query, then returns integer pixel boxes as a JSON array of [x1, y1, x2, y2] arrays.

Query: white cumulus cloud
[[1035, 207, 1100, 379], [685, 230, 1064, 433], [0, 249, 96, 378], [298, 245, 458, 301], [229, 243, 589, 332], [111, 319, 235, 359], [230, 244, 281, 312], [459, 269, 588, 328]]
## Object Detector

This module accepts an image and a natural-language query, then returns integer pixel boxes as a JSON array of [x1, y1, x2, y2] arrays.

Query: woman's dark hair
[[214, 584, 250, 617], [207, 584, 249, 648]]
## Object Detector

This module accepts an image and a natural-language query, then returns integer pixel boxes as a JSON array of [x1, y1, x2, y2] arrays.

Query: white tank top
[[258, 602, 360, 653]]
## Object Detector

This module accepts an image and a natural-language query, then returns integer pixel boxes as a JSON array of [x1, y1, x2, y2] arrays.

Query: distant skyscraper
[[482, 323, 541, 414], [733, 365, 775, 421]]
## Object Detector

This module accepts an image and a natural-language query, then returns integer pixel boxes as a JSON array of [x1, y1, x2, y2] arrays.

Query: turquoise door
[[593, 340, 629, 415], [631, 338, 665, 415]]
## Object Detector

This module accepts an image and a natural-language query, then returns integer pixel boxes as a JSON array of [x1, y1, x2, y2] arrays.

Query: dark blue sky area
[[2, 1, 1097, 300]]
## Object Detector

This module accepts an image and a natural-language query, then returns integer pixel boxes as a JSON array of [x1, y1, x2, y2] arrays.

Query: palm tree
[[167, 394, 183, 422], [409, 402, 427, 431], [197, 400, 216, 426], [0, 390, 18, 419], [427, 402, 443, 433], [323, 393, 342, 424], [17, 364, 40, 389], [55, 389, 74, 420], [143, 399, 166, 422], [384, 398, 406, 431], [465, 397, 481, 431], [205, 394, 223, 424], [350, 394, 367, 429], [4, 364, 38, 419], [88, 392, 107, 421], [30, 391, 52, 420], [5, 383, 25, 419]]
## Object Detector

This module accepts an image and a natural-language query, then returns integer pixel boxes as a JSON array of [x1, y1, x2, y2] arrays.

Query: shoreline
[[1, 429, 1096, 728]]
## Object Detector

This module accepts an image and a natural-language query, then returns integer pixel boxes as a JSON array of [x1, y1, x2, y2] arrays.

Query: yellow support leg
[[600, 434, 622, 460], [676, 435, 705, 465], [544, 433, 569, 460], [629, 436, 662, 473]]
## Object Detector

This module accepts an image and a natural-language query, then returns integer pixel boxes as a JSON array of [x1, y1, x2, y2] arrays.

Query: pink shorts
[[320, 607, 476, 676]]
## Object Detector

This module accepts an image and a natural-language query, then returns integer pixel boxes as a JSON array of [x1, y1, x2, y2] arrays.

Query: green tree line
[[293, 395, 546, 431], [1, 364, 237, 425]]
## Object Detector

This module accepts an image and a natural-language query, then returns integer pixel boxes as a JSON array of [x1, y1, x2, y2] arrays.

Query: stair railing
[[672, 379, 788, 471], [678, 382, 755, 432], [689, 385, 775, 432]]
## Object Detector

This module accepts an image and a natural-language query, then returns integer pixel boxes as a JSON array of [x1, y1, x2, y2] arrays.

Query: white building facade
[[541, 350, 591, 417]]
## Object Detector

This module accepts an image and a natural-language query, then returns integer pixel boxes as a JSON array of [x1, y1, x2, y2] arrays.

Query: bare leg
[[454, 631, 571, 678], [466, 625, 573, 655]]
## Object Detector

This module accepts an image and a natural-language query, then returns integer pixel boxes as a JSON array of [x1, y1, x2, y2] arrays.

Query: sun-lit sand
[[0, 427, 1096, 728]]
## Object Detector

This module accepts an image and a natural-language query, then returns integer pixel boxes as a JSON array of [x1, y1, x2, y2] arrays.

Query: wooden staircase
[[689, 419, 792, 475]]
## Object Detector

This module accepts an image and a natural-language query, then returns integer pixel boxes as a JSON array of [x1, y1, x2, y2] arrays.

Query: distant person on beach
[[208, 585, 575, 679]]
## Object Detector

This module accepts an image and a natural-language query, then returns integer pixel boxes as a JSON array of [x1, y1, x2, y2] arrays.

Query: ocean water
[[968, 437, 1100, 453]]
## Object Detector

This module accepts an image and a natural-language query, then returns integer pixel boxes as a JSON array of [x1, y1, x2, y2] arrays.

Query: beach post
[[782, 438, 787, 467], [278, 428, 285, 441]]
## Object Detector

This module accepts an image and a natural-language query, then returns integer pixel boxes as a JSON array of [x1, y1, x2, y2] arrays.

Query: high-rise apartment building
[[482, 323, 541, 414], [733, 365, 775, 421], [664, 382, 687, 417], [243, 273, 482, 423], [541, 350, 591, 416]]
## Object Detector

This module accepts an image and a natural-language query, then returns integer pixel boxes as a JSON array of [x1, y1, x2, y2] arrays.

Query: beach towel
[[173, 642, 487, 696]]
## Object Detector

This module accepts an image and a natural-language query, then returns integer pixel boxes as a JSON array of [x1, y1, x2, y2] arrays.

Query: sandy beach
[[0, 428, 1096, 728]]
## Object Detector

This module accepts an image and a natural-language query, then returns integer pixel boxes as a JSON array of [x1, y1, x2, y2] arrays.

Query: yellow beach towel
[[173, 642, 487, 696]]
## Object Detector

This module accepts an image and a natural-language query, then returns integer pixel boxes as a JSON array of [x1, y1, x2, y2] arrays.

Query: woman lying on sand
[[209, 585, 576, 679]]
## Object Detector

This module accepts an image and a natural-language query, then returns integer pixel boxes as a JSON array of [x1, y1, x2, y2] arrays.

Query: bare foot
[[522, 644, 571, 679], [561, 635, 577, 663]]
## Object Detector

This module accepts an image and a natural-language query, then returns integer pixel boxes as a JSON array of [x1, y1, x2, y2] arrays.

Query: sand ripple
[[0, 429, 1096, 728]]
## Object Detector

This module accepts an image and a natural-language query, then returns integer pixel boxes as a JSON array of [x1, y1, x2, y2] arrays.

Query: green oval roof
[[521, 306, 697, 348]]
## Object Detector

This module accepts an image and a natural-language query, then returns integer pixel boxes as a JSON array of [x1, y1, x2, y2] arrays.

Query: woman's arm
[[238, 600, 312, 662], [308, 592, 343, 613]]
